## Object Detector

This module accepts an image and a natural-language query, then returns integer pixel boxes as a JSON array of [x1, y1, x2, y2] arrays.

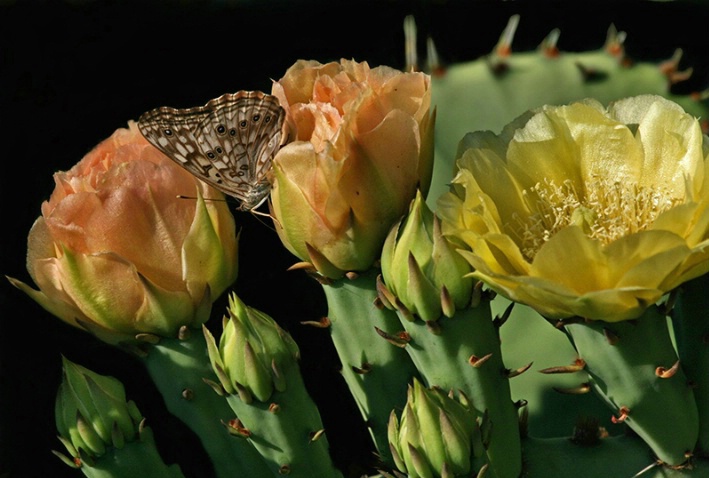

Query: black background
[[2, 1, 709, 477]]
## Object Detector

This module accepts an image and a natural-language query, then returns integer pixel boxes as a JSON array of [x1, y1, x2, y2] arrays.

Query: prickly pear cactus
[[404, 13, 709, 478], [424, 15, 709, 204]]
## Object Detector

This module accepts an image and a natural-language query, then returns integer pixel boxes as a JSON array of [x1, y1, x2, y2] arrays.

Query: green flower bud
[[55, 357, 143, 459], [381, 190, 473, 322], [388, 378, 483, 478], [204, 293, 300, 402]]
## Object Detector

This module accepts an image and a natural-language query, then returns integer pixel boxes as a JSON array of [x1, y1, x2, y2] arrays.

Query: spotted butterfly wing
[[138, 90, 286, 211]]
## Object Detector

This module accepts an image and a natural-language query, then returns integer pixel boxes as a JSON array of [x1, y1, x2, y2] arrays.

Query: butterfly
[[138, 90, 287, 212]]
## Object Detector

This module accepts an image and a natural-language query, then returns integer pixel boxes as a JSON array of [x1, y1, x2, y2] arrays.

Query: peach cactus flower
[[8, 122, 238, 345], [270, 59, 435, 279]]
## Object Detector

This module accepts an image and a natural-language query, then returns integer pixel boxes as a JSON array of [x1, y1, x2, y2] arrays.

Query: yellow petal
[[530, 226, 609, 292]]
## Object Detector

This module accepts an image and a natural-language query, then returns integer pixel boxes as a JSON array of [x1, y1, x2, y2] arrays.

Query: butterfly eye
[[215, 147, 223, 155], [164, 128, 173, 136], [239, 120, 247, 129], [252, 114, 261, 122], [229, 128, 237, 136], [264, 115, 271, 123], [216, 125, 226, 135], [207, 151, 216, 159]]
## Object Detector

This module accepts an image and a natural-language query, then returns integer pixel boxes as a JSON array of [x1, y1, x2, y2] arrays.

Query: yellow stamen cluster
[[513, 177, 683, 260]]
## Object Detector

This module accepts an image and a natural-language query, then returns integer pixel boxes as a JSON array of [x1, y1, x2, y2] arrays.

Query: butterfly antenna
[[250, 209, 280, 232], [176, 194, 229, 202], [249, 201, 282, 232]]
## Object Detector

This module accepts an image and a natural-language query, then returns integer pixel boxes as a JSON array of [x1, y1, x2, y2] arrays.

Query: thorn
[[495, 14, 520, 58], [658, 48, 693, 84], [374, 326, 410, 347], [611, 406, 630, 423], [468, 353, 493, 368], [656, 360, 681, 379], [426, 36, 445, 77], [310, 429, 326, 442], [135, 333, 160, 344], [476, 462, 490, 478], [376, 274, 396, 310], [539, 28, 561, 58], [604, 24, 626, 60], [493, 302, 514, 328], [553, 383, 592, 395], [52, 449, 81, 469], [300, 316, 331, 328], [345, 271, 359, 280], [630, 461, 661, 478], [287, 261, 316, 272], [506, 362, 533, 378], [181, 388, 194, 400], [178, 325, 191, 341], [138, 418, 147, 435], [352, 362, 372, 374], [539, 358, 586, 374], [404, 15, 418, 72], [224, 418, 251, 438], [487, 15, 519, 76], [269, 403, 280, 414]]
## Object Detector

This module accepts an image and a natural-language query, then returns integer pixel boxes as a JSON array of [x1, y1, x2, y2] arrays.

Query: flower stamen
[[513, 177, 683, 260]]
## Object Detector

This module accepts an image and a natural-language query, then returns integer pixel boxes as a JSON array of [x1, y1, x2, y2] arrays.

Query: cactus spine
[[562, 307, 698, 466], [141, 328, 272, 477], [672, 275, 709, 457], [203, 293, 342, 477], [321, 269, 421, 466]]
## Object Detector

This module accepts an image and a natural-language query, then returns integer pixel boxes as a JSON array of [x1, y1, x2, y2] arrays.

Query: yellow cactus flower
[[438, 95, 709, 322]]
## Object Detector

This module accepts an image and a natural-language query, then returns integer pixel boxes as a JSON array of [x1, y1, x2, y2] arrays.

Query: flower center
[[513, 177, 683, 260]]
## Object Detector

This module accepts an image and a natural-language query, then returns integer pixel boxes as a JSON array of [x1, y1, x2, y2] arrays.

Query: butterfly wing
[[196, 91, 286, 209], [138, 91, 286, 210]]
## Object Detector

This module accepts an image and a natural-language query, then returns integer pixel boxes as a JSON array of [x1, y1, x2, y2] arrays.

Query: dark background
[[2, 1, 709, 477]]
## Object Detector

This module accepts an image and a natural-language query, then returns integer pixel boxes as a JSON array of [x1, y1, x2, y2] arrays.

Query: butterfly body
[[138, 90, 286, 211]]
